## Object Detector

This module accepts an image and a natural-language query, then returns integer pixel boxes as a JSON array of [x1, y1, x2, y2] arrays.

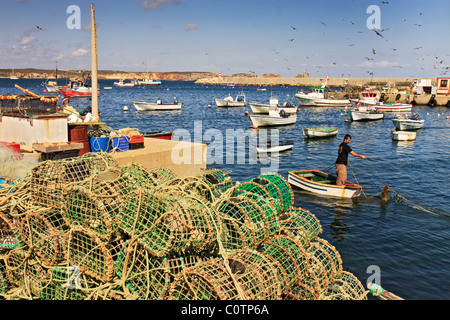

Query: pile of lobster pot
[[0, 152, 367, 300]]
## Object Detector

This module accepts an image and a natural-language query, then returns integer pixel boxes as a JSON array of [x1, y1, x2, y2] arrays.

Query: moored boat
[[347, 104, 384, 121], [215, 93, 246, 107], [132, 98, 182, 111], [114, 79, 135, 87], [256, 141, 294, 153], [392, 114, 424, 130], [59, 79, 100, 98], [303, 127, 338, 138], [374, 103, 412, 113], [288, 169, 364, 198], [248, 108, 297, 128], [142, 131, 173, 140], [249, 96, 298, 114], [391, 130, 416, 141]]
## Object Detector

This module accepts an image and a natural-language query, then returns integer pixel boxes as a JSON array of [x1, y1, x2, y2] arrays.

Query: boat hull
[[249, 103, 297, 114], [391, 130, 416, 141], [59, 88, 99, 98], [256, 142, 294, 153], [132, 101, 182, 111], [312, 99, 350, 107], [303, 127, 338, 138], [215, 99, 245, 107], [249, 114, 297, 127], [348, 110, 384, 121], [392, 119, 424, 131], [143, 131, 173, 140], [350, 99, 412, 112], [288, 169, 364, 198]]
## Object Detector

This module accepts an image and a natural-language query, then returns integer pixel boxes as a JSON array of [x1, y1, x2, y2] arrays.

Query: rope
[[390, 189, 450, 218]]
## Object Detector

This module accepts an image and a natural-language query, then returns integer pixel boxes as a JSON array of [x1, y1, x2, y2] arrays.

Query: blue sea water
[[2, 78, 450, 300]]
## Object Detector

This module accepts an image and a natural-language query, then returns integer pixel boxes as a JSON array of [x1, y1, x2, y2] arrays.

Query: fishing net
[[258, 172, 294, 212], [117, 241, 204, 300], [0, 211, 22, 250], [67, 225, 123, 283], [18, 208, 67, 266], [277, 207, 322, 246], [319, 271, 367, 300], [0, 153, 368, 300], [30, 152, 118, 209], [167, 258, 240, 300], [119, 189, 216, 257], [226, 248, 282, 300]]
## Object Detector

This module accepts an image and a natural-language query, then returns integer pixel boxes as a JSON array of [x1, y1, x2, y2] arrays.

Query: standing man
[[335, 134, 366, 185]]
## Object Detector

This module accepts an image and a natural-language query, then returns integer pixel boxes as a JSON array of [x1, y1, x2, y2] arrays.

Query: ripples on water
[[2, 79, 450, 299]]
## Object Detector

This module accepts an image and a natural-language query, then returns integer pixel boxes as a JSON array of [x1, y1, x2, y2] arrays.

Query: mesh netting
[[0, 154, 368, 300], [18, 208, 67, 266], [0, 212, 22, 250], [30, 152, 118, 208]]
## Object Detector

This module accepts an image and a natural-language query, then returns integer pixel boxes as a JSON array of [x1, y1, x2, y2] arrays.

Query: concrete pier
[[110, 137, 207, 178]]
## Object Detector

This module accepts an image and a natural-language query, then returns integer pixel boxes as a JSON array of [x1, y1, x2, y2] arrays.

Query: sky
[[1, 0, 450, 78]]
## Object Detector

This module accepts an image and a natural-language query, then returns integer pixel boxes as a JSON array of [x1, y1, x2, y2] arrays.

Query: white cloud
[[184, 23, 198, 31], [72, 48, 89, 57]]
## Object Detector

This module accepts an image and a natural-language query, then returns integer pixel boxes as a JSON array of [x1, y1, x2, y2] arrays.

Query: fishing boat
[[391, 130, 416, 141], [9, 68, 18, 80], [256, 141, 294, 153], [59, 79, 100, 98], [392, 114, 424, 130], [288, 169, 365, 198], [43, 63, 60, 93], [294, 87, 350, 107], [132, 98, 182, 111], [142, 131, 173, 140], [303, 127, 338, 138], [349, 90, 380, 108], [347, 104, 384, 121], [137, 78, 161, 85], [374, 102, 412, 113], [215, 93, 246, 107], [248, 108, 297, 128], [114, 79, 135, 87], [249, 96, 298, 114]]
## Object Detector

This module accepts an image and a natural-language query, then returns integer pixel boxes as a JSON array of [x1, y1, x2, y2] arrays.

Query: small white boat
[[132, 98, 183, 111], [391, 130, 416, 141], [249, 96, 298, 114], [288, 169, 364, 198], [294, 85, 349, 107], [137, 79, 161, 85], [215, 93, 246, 107], [114, 79, 135, 87], [347, 105, 384, 121], [375, 103, 412, 113], [303, 127, 338, 138], [256, 141, 294, 153], [248, 108, 297, 128], [392, 114, 424, 130]]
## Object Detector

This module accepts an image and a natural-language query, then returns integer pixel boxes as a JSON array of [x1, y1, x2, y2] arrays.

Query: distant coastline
[[0, 68, 434, 89]]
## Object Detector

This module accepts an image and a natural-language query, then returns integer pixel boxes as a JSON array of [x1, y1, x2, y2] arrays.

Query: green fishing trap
[[168, 258, 241, 300], [67, 225, 123, 283], [120, 163, 177, 190], [30, 152, 119, 209], [320, 271, 367, 300], [18, 208, 67, 266], [258, 173, 294, 211], [277, 207, 323, 245]]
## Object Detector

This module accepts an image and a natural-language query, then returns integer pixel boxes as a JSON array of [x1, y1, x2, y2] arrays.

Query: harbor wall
[[110, 137, 207, 178]]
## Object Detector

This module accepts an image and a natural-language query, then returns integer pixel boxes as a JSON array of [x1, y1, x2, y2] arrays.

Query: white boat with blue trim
[[288, 169, 364, 198]]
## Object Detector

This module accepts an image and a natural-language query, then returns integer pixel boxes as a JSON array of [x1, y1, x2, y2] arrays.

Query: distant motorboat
[[59, 79, 99, 98], [215, 93, 246, 107], [294, 86, 350, 107], [248, 108, 297, 128], [249, 96, 298, 114], [392, 113, 424, 130], [132, 98, 183, 111], [137, 78, 161, 85], [114, 79, 135, 87], [303, 127, 338, 138]]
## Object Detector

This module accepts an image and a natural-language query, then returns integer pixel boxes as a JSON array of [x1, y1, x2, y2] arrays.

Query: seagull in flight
[[372, 48, 376, 54], [320, 20, 326, 25], [373, 29, 384, 38], [36, 25, 44, 31], [290, 26, 297, 30], [365, 57, 374, 61]]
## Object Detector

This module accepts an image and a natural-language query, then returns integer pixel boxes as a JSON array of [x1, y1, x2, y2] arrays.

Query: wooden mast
[[90, 3, 99, 121]]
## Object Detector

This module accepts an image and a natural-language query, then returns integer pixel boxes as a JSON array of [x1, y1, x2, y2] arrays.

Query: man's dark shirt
[[335, 142, 352, 165]]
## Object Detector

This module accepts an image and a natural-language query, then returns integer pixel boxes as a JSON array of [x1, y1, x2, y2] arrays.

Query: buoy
[[43, 90, 47, 93], [123, 106, 129, 111], [208, 104, 211, 108], [253, 125, 258, 129], [345, 119, 349, 122], [244, 111, 249, 116]]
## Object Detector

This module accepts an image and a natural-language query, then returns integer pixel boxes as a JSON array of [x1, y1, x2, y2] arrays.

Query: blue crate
[[112, 136, 129, 152]]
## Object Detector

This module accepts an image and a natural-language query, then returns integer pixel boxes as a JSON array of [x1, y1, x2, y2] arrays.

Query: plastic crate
[[129, 135, 144, 144], [112, 136, 129, 152], [129, 142, 144, 150]]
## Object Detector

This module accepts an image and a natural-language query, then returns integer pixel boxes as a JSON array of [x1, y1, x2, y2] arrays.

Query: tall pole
[[91, 3, 99, 121]]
